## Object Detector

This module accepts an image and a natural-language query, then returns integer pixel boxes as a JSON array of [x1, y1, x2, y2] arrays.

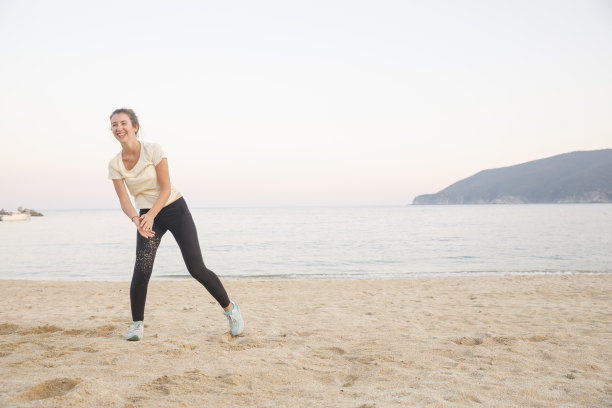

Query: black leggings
[[131, 197, 230, 321]]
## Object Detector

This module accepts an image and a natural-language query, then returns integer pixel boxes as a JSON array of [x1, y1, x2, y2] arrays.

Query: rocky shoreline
[[413, 191, 612, 205], [0, 207, 44, 216]]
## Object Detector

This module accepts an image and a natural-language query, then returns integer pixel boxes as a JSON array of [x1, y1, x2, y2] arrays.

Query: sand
[[0, 274, 610, 407]]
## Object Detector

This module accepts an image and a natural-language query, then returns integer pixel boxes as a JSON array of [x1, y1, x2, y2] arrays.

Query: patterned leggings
[[131, 197, 230, 321]]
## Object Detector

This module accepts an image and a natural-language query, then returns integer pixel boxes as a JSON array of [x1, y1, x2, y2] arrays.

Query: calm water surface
[[0, 205, 610, 281]]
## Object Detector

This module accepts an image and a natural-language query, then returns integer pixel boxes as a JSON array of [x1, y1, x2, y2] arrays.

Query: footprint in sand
[[526, 335, 548, 342], [453, 337, 484, 346], [86, 324, 118, 337], [68, 345, 99, 353], [313, 346, 347, 359], [334, 373, 358, 387], [2, 323, 120, 339], [315, 371, 359, 387], [453, 335, 548, 346], [20, 325, 63, 335], [17, 378, 80, 401], [0, 323, 20, 335], [62, 324, 118, 338], [324, 346, 347, 355], [141, 375, 176, 395], [141, 371, 222, 395], [0, 341, 22, 357], [216, 333, 283, 351]]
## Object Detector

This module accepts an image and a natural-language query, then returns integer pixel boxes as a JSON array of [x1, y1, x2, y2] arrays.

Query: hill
[[412, 149, 612, 204]]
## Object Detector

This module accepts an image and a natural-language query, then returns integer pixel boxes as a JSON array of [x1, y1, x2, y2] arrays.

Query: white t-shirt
[[108, 141, 181, 209]]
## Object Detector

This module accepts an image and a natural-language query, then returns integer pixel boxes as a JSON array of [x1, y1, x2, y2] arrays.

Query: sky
[[0, 0, 610, 209]]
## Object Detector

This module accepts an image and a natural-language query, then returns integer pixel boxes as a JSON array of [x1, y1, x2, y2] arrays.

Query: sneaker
[[126, 321, 143, 341], [224, 301, 244, 336]]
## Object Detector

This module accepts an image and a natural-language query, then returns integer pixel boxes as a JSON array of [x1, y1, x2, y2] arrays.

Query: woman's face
[[110, 113, 138, 143]]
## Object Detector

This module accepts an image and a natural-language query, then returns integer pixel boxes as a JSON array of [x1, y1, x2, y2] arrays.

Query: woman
[[108, 108, 243, 341]]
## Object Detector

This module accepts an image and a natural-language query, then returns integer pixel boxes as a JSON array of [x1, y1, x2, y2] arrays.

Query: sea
[[1, 205, 610, 281]]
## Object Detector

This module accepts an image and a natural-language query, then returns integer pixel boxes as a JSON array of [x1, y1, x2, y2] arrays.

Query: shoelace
[[129, 322, 142, 332]]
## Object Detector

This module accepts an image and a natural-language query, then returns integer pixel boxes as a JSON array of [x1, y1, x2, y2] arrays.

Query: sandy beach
[[0, 274, 610, 407]]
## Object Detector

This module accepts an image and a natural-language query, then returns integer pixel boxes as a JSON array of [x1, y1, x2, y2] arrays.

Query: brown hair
[[110, 108, 140, 135]]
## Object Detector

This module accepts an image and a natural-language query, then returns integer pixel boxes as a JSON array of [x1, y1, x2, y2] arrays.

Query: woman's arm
[[112, 179, 154, 238], [137, 158, 172, 232]]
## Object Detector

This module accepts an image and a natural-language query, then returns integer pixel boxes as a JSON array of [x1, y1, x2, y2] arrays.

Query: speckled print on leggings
[[129, 197, 230, 321], [136, 233, 162, 278]]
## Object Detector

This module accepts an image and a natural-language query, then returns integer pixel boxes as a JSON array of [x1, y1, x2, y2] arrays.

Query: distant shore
[[1, 274, 610, 407]]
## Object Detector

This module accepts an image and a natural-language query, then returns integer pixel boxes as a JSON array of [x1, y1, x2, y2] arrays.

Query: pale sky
[[1, 0, 610, 209]]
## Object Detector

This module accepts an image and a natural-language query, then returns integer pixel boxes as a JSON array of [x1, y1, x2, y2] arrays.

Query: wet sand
[[0, 274, 610, 407]]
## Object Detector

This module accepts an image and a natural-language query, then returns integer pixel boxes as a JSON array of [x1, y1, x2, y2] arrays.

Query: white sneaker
[[224, 301, 244, 336], [126, 321, 143, 341]]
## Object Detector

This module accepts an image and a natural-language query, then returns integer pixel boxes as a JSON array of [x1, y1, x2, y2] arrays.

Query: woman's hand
[[138, 213, 156, 237], [133, 216, 155, 238]]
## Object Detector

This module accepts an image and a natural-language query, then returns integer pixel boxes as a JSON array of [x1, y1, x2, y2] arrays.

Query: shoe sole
[[126, 335, 141, 341]]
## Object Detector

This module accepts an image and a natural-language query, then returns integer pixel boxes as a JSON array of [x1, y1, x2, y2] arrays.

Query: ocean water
[[0, 205, 610, 281]]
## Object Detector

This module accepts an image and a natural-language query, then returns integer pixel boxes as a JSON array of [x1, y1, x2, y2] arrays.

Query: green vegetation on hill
[[413, 149, 612, 204]]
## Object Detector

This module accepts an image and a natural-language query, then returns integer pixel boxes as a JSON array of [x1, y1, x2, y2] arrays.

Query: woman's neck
[[121, 138, 141, 155]]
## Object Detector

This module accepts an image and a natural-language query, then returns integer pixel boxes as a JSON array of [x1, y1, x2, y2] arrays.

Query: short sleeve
[[151, 143, 166, 166], [108, 160, 123, 180]]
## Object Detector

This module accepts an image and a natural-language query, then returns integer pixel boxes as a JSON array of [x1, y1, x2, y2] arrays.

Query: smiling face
[[110, 112, 139, 143]]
